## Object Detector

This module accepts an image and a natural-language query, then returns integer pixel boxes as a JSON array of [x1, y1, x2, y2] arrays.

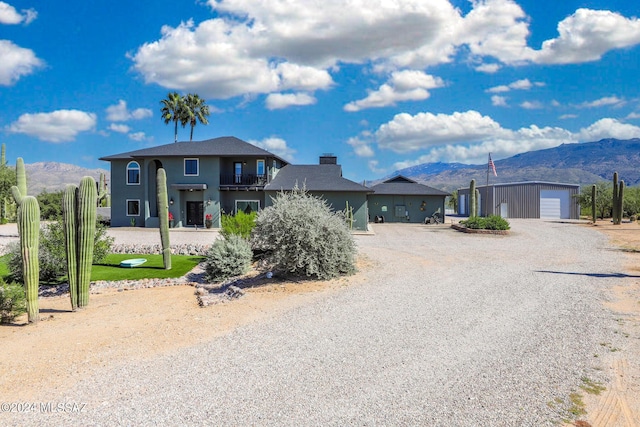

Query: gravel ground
[[4, 220, 627, 426]]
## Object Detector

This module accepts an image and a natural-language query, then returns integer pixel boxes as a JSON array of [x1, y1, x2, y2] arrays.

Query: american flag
[[488, 154, 497, 177]]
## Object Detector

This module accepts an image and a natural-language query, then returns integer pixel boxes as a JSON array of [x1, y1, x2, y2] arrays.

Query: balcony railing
[[220, 174, 268, 187]]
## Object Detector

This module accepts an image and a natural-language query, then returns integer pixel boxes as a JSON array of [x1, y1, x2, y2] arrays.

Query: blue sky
[[2, 0, 640, 183]]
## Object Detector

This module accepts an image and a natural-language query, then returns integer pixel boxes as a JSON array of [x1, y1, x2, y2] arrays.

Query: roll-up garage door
[[540, 190, 570, 219]]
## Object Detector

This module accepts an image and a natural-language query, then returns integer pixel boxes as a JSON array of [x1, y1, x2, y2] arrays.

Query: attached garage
[[458, 181, 580, 219]]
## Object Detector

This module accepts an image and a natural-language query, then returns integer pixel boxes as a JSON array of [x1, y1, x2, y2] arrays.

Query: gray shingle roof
[[100, 136, 286, 163], [264, 164, 372, 193], [370, 175, 450, 196]]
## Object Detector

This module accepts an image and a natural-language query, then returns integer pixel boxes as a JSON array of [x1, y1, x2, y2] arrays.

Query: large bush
[[252, 188, 356, 279], [461, 215, 510, 230], [7, 220, 114, 284], [221, 211, 256, 239], [0, 279, 26, 323], [204, 234, 253, 282]]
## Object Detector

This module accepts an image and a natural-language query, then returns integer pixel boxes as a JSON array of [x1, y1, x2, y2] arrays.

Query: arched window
[[127, 161, 140, 185]]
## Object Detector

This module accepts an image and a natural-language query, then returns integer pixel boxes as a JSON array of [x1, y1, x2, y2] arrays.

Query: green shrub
[[204, 234, 253, 282], [0, 280, 26, 323], [7, 220, 114, 284], [461, 215, 510, 230], [252, 187, 356, 279], [221, 211, 256, 239]]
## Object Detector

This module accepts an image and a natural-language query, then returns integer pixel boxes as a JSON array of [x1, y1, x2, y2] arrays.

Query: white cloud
[[534, 9, 640, 64], [559, 114, 578, 120], [0, 2, 36, 25], [460, 0, 536, 64], [475, 63, 501, 73], [368, 160, 387, 174], [131, 1, 462, 99], [7, 109, 97, 142], [491, 95, 507, 107], [577, 118, 640, 141], [131, 1, 640, 104], [487, 78, 543, 93], [579, 96, 625, 109], [520, 101, 543, 110], [376, 110, 504, 153], [106, 100, 153, 122], [249, 137, 296, 161], [344, 70, 444, 112], [129, 132, 151, 142], [0, 39, 43, 85], [108, 123, 131, 133], [265, 92, 316, 110], [347, 135, 375, 157], [626, 112, 640, 120]]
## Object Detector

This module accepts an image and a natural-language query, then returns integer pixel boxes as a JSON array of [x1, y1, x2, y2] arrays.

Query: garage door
[[540, 190, 570, 219]]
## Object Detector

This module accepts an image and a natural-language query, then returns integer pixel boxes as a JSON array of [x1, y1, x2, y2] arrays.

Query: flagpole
[[485, 153, 490, 216]]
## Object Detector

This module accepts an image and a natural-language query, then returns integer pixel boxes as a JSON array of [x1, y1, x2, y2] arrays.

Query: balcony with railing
[[219, 173, 268, 189]]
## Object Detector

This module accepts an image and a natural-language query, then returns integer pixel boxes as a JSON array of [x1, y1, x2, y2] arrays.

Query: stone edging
[[450, 224, 510, 235]]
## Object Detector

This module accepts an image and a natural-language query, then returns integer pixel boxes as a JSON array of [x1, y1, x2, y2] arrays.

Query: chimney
[[319, 153, 337, 164]]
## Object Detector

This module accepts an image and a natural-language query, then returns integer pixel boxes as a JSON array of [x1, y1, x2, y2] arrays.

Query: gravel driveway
[[6, 220, 626, 426]]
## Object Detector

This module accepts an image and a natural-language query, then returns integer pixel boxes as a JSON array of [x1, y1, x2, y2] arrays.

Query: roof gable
[[370, 178, 449, 196], [100, 136, 286, 163], [264, 164, 371, 193], [385, 175, 417, 184]]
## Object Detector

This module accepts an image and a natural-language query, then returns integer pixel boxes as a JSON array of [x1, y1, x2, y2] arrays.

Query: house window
[[184, 158, 199, 176], [127, 199, 140, 216], [236, 200, 260, 214], [257, 159, 265, 176], [234, 162, 243, 184], [127, 161, 140, 185]]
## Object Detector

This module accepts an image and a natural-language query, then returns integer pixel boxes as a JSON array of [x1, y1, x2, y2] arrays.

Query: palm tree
[[181, 93, 210, 141], [160, 92, 185, 143]]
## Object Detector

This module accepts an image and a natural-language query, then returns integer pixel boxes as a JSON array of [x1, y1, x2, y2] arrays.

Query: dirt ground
[[576, 220, 640, 427], [0, 264, 369, 401], [1, 222, 639, 425]]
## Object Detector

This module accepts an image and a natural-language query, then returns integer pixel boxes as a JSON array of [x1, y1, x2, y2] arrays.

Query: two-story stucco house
[[100, 136, 288, 228]]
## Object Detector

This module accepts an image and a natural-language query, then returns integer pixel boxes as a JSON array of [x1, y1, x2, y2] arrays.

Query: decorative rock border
[[111, 243, 210, 256], [450, 224, 510, 235]]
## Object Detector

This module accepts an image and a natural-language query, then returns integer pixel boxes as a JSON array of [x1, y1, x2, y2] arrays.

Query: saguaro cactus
[[62, 185, 79, 310], [612, 172, 619, 224], [469, 179, 477, 217], [157, 168, 171, 270], [591, 184, 596, 223], [345, 201, 354, 229], [62, 177, 97, 309], [18, 196, 40, 323], [617, 180, 625, 224]]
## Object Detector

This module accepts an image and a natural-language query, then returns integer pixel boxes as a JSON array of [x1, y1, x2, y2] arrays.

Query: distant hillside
[[23, 162, 108, 195], [390, 138, 640, 192]]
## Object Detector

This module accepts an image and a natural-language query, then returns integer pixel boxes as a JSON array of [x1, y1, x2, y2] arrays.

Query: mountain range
[[22, 162, 108, 195], [388, 138, 640, 192]]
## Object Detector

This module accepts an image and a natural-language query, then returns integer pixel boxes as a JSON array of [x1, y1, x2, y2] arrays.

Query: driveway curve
[[7, 220, 625, 426]]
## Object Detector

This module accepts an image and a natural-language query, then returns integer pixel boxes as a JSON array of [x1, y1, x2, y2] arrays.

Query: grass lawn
[[91, 254, 203, 281], [0, 254, 203, 283]]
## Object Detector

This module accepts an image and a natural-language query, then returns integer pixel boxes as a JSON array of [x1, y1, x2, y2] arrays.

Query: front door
[[186, 201, 204, 226]]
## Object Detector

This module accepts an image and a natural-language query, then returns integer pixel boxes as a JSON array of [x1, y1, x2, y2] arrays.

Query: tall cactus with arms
[[157, 168, 171, 269], [10, 156, 41, 322], [62, 177, 97, 309]]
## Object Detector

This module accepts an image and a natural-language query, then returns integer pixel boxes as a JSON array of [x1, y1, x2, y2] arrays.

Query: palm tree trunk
[[173, 120, 178, 143], [190, 123, 194, 141]]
